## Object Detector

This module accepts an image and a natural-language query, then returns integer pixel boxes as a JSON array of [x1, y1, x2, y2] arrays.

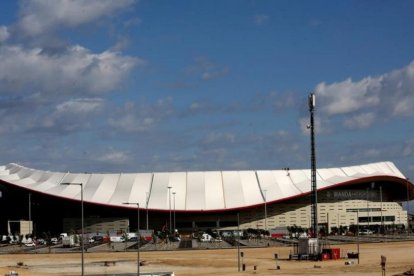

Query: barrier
[[331, 248, 340, 260]]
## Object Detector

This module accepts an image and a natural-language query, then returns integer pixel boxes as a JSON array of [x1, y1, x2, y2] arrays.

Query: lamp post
[[61, 182, 84, 276], [380, 185, 384, 234], [168, 186, 172, 233], [146, 192, 149, 231], [28, 193, 32, 237], [357, 209, 360, 264], [172, 192, 176, 231], [263, 189, 267, 231], [407, 178, 410, 235], [237, 212, 240, 272], [366, 187, 370, 228], [123, 202, 140, 276]]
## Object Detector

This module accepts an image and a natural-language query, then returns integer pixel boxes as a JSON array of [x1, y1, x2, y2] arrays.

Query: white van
[[110, 236, 125, 243]]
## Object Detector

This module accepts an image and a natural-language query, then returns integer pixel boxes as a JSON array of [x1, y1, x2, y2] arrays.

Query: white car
[[36, 239, 47, 245], [199, 233, 212, 242], [359, 229, 373, 235]]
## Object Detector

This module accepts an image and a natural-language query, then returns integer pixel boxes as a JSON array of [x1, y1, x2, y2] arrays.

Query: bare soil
[[1, 241, 414, 275]]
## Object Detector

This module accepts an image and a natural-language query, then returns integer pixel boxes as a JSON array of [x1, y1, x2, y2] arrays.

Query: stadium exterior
[[0, 161, 412, 236]]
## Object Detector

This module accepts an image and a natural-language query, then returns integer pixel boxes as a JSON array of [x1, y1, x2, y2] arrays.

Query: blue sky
[[0, 0, 413, 182]]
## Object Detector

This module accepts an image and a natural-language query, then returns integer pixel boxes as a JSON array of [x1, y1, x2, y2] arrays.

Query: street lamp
[[28, 193, 32, 237], [123, 202, 140, 276], [237, 212, 240, 272], [168, 186, 172, 233], [366, 187, 370, 228], [146, 192, 149, 231], [380, 186, 384, 234], [263, 189, 267, 231], [356, 209, 360, 264], [407, 178, 410, 235], [172, 192, 176, 231], [61, 182, 84, 276]]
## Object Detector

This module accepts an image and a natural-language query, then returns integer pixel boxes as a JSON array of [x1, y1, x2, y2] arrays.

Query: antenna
[[308, 93, 316, 111], [309, 92, 318, 238]]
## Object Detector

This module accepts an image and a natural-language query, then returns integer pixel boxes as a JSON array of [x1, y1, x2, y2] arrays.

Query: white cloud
[[402, 139, 414, 157], [253, 14, 269, 26], [269, 91, 297, 112], [96, 150, 129, 163], [314, 60, 414, 129], [109, 113, 155, 132], [0, 26, 9, 42], [0, 45, 142, 96], [343, 112, 376, 129], [17, 0, 136, 37], [315, 77, 381, 115], [190, 102, 201, 111], [36, 98, 106, 131], [201, 68, 229, 80], [108, 98, 174, 132], [55, 98, 105, 114], [203, 132, 235, 144], [273, 130, 289, 137], [186, 56, 228, 81]]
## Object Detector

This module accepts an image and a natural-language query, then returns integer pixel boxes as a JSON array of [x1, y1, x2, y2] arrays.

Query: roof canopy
[[0, 161, 408, 212]]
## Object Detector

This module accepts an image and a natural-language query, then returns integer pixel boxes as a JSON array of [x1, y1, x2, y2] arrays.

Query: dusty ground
[[1, 241, 414, 275]]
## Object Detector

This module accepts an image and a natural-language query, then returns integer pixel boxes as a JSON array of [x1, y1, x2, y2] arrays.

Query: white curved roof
[[0, 161, 406, 212]]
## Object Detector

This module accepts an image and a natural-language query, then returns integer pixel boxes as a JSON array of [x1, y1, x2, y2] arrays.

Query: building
[[0, 161, 412, 236]]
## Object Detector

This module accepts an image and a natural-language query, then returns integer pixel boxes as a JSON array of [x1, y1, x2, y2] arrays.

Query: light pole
[[357, 209, 360, 264], [146, 192, 149, 231], [61, 182, 84, 276], [407, 178, 410, 235], [173, 192, 176, 231], [380, 186, 384, 234], [263, 189, 267, 231], [28, 193, 32, 237], [168, 186, 172, 233], [123, 202, 140, 276], [237, 212, 240, 272], [366, 187, 370, 228]]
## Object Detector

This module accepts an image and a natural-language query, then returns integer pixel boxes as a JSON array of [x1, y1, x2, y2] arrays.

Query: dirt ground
[[1, 241, 414, 276]]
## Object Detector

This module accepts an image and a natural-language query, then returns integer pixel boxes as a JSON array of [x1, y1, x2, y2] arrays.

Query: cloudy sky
[[0, 1, 413, 180]]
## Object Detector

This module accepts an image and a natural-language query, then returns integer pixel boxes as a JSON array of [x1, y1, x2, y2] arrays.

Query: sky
[[0, 0, 413, 182]]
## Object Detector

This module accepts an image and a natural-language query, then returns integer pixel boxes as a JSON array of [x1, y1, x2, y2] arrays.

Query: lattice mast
[[308, 93, 318, 237]]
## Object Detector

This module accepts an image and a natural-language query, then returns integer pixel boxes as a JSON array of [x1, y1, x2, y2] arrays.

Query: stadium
[[0, 161, 412, 238]]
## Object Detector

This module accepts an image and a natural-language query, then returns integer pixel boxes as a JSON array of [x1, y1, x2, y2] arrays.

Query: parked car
[[9, 239, 18, 244], [128, 236, 138, 242], [25, 242, 36, 247], [110, 236, 125, 243], [359, 229, 373, 235], [89, 235, 104, 243], [50, 237, 58, 244], [36, 239, 47, 245], [199, 233, 212, 242]]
